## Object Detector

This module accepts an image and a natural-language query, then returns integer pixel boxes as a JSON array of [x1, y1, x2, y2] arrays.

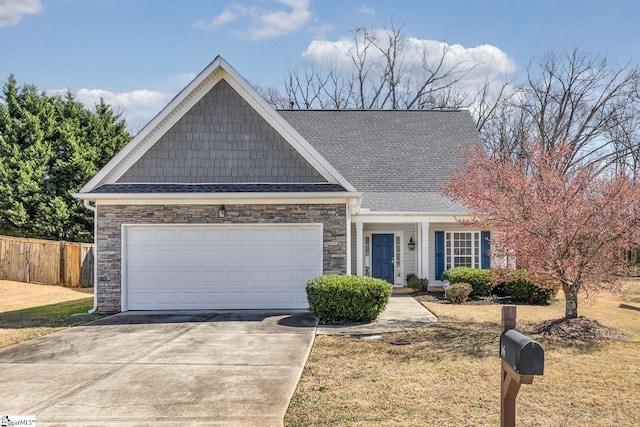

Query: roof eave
[[74, 191, 362, 201], [355, 210, 471, 216]]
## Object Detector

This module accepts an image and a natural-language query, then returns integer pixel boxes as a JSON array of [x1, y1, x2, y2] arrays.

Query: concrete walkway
[[316, 288, 438, 335], [0, 311, 317, 427]]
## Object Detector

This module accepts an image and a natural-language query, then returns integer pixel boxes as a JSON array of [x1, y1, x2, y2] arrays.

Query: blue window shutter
[[481, 231, 491, 269], [435, 231, 445, 280]]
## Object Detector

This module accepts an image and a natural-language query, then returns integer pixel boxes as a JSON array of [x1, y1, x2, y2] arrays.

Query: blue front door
[[372, 234, 394, 284]]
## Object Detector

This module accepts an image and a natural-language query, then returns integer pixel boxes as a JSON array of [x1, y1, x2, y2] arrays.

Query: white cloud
[[302, 30, 516, 88], [356, 5, 375, 16], [0, 0, 42, 27], [49, 88, 173, 133], [300, 30, 517, 110], [310, 22, 334, 39], [194, 0, 312, 40], [303, 30, 515, 75], [193, 4, 246, 30]]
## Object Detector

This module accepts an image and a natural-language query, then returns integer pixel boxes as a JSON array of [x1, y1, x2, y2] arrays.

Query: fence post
[[25, 240, 30, 283], [60, 240, 66, 286]]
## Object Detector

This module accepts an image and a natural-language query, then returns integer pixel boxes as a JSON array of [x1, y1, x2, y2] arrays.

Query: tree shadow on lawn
[[380, 317, 608, 363], [0, 298, 97, 329], [380, 320, 502, 363], [619, 303, 640, 312]]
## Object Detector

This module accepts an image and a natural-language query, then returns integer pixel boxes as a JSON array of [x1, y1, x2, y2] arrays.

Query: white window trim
[[445, 231, 481, 270]]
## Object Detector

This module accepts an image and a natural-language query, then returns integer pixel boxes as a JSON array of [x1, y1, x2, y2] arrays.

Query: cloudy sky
[[2, 0, 639, 131]]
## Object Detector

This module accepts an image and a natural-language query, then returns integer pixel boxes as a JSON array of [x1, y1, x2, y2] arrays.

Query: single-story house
[[76, 56, 489, 313]]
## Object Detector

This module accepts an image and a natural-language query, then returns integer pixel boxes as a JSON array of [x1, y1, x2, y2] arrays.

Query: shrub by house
[[441, 267, 494, 297], [306, 275, 392, 322]]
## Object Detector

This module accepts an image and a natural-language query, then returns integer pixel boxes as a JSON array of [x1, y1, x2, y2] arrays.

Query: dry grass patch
[[0, 280, 92, 312], [0, 280, 99, 349], [285, 279, 640, 427]]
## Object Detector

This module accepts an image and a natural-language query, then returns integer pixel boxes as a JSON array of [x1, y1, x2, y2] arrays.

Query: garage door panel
[[299, 228, 320, 240], [248, 270, 272, 282], [227, 229, 248, 241], [155, 229, 178, 242], [273, 228, 294, 241], [249, 229, 271, 241], [272, 270, 295, 282], [226, 270, 248, 283], [248, 249, 271, 263], [125, 224, 323, 310], [274, 292, 296, 303], [127, 228, 154, 241], [174, 248, 200, 263], [297, 269, 319, 281], [202, 248, 224, 263], [227, 248, 249, 263], [296, 247, 320, 263], [176, 228, 199, 241], [176, 292, 203, 305], [202, 229, 223, 241], [128, 247, 175, 265], [246, 292, 272, 304], [177, 270, 201, 283]]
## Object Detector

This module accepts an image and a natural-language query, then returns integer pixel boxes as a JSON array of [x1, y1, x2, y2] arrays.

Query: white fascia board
[[351, 212, 471, 224], [81, 56, 357, 194], [73, 192, 361, 206], [80, 56, 228, 193]]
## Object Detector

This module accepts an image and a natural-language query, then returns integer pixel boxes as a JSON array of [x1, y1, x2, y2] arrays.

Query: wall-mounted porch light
[[408, 236, 416, 251], [218, 205, 226, 218]]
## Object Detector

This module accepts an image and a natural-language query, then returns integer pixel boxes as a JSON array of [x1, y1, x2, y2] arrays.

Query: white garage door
[[123, 224, 323, 310]]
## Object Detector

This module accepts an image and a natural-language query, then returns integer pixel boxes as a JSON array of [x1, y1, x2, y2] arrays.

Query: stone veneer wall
[[96, 203, 347, 313]]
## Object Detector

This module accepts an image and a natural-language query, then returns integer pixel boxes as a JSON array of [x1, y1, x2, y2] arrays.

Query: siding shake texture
[[118, 80, 326, 184]]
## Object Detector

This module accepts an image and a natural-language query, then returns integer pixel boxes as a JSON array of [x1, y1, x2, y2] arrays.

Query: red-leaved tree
[[444, 141, 640, 319]]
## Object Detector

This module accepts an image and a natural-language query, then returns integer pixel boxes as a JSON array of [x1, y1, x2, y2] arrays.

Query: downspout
[[80, 199, 98, 314]]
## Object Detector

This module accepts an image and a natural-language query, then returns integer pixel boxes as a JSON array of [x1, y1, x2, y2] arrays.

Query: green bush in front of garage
[[306, 274, 393, 322]]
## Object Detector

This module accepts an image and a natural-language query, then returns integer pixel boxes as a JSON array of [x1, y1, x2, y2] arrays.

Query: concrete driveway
[[0, 311, 317, 427]]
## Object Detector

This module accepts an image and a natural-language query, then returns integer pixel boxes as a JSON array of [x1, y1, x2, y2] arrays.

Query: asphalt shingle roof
[[90, 110, 477, 214], [279, 110, 478, 212]]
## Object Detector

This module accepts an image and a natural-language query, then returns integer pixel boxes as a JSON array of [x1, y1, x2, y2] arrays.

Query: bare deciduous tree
[[481, 50, 640, 169], [280, 23, 482, 111]]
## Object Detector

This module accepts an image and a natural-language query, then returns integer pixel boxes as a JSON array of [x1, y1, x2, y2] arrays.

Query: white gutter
[[73, 191, 360, 201], [77, 199, 98, 315], [354, 210, 471, 217]]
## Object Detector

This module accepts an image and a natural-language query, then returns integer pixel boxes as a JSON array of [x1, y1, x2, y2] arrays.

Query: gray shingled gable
[[278, 110, 478, 212], [117, 79, 327, 184]]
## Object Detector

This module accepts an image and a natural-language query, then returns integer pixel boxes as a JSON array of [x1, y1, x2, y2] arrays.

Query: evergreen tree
[[0, 76, 131, 242]]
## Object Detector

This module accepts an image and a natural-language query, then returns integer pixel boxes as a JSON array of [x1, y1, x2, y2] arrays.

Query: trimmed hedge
[[306, 274, 392, 322], [491, 269, 559, 305], [446, 282, 472, 304], [441, 267, 494, 297]]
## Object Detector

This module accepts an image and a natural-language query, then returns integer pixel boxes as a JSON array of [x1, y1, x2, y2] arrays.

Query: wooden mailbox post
[[500, 306, 544, 427]]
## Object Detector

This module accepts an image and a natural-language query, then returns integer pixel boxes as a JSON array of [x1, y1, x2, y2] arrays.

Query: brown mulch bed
[[527, 317, 628, 341]]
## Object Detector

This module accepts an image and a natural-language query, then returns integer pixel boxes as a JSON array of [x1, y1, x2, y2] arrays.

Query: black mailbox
[[500, 329, 544, 375]]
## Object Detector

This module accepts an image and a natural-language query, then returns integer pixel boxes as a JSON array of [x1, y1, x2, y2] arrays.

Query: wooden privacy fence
[[0, 235, 94, 287]]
